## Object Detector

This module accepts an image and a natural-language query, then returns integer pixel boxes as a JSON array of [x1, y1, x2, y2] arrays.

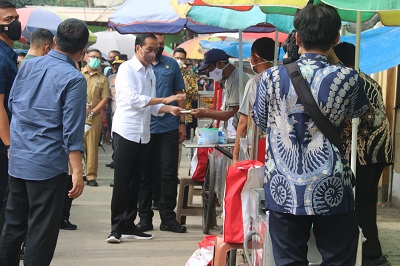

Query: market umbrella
[[17, 7, 97, 45], [108, 0, 274, 34], [176, 36, 222, 59], [172, 0, 295, 33], [211, 31, 288, 42], [89, 31, 136, 59]]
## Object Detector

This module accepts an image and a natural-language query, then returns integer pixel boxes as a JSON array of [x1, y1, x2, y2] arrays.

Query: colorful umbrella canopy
[[17, 7, 97, 44], [196, 0, 400, 24], [177, 36, 221, 59], [172, 0, 294, 33], [109, 0, 276, 35], [88, 31, 136, 59], [321, 0, 400, 26], [211, 31, 288, 42]]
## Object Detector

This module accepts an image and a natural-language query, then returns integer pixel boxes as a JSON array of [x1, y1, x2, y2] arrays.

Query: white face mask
[[176, 59, 186, 68], [250, 54, 273, 74], [208, 63, 229, 82]]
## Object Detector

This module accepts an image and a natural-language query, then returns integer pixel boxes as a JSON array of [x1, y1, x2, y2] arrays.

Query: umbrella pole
[[351, 11, 362, 175], [238, 29, 244, 94], [274, 30, 279, 66]]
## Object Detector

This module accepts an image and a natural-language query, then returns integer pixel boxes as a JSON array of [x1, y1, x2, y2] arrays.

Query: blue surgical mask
[[88, 57, 101, 69]]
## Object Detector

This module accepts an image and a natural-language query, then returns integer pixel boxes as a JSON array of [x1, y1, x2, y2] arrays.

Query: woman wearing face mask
[[198, 77, 208, 91], [232, 37, 275, 165]]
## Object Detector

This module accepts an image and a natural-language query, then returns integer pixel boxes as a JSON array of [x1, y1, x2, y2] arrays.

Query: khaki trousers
[[84, 113, 102, 181]]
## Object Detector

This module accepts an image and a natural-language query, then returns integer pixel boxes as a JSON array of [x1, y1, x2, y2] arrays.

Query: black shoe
[[363, 255, 391, 266], [151, 200, 159, 210], [87, 180, 98, 187], [121, 230, 153, 240], [82, 175, 87, 181], [105, 161, 114, 169], [160, 219, 187, 233], [136, 220, 153, 232], [110, 181, 114, 187], [60, 219, 77, 230], [106, 232, 121, 243]]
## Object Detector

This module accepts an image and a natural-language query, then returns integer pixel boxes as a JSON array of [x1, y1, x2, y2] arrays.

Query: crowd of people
[[0, 0, 394, 265]]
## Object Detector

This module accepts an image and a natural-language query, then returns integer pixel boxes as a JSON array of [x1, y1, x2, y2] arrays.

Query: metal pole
[[274, 30, 279, 66], [238, 30, 244, 96], [350, 11, 362, 175]]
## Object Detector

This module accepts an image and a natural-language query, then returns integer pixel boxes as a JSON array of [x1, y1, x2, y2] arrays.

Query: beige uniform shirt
[[81, 66, 110, 107]]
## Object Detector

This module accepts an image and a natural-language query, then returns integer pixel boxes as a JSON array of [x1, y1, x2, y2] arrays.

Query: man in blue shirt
[[0, 0, 19, 233], [252, 4, 369, 265], [0, 18, 88, 266], [137, 34, 187, 233]]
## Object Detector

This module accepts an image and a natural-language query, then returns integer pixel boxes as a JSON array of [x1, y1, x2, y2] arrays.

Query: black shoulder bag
[[284, 62, 344, 154]]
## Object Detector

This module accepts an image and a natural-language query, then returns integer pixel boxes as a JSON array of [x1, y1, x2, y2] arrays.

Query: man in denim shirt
[[0, 19, 88, 266]]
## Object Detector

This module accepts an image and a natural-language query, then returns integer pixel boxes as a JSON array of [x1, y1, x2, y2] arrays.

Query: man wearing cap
[[82, 48, 110, 187], [191, 49, 248, 129]]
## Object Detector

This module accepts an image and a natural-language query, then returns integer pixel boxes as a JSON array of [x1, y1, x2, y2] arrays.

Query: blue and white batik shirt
[[252, 53, 369, 216]]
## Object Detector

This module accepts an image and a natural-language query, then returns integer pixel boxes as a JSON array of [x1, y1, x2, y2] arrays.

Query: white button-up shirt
[[112, 56, 163, 144]]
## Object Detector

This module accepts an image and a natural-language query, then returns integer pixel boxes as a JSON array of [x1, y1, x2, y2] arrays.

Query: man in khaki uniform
[[82, 48, 110, 186]]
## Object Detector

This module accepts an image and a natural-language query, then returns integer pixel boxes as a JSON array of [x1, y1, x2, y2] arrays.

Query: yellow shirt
[[81, 66, 110, 107]]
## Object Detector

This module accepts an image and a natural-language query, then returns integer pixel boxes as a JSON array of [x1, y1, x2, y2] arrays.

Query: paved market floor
[[28, 143, 400, 266]]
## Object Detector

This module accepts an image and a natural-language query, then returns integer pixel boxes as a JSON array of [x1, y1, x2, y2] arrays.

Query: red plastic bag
[[223, 160, 264, 244], [190, 148, 213, 182], [185, 235, 216, 266]]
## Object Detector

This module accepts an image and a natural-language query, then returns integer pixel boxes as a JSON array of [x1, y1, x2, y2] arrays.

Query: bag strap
[[284, 62, 344, 154]]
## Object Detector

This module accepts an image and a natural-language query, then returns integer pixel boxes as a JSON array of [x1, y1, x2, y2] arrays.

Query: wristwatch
[[179, 121, 186, 125]]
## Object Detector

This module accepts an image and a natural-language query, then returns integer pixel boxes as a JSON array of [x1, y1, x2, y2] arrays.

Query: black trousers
[[0, 154, 8, 232], [110, 133, 152, 233], [269, 210, 359, 266], [356, 163, 386, 260], [138, 129, 179, 222], [0, 173, 67, 266]]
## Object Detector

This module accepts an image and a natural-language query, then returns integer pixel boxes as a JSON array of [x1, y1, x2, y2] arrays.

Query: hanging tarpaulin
[[340, 26, 400, 74]]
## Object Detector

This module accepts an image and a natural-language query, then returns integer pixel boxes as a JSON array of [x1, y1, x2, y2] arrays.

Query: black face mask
[[0, 20, 21, 41], [155, 47, 164, 62]]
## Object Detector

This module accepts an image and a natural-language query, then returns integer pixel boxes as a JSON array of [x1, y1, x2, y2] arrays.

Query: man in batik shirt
[[334, 42, 393, 266], [252, 4, 369, 265], [173, 47, 198, 139]]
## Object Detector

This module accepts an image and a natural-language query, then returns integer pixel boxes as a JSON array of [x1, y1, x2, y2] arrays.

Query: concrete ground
[[23, 143, 400, 266]]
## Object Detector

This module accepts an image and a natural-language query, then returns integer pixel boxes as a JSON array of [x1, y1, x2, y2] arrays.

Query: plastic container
[[201, 128, 219, 144], [218, 130, 225, 144]]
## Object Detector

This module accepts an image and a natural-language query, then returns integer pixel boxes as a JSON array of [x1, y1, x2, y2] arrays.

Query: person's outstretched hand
[[190, 108, 208, 118]]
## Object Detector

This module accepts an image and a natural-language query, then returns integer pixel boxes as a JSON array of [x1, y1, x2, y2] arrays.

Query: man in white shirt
[[232, 37, 275, 164], [106, 34, 184, 244]]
